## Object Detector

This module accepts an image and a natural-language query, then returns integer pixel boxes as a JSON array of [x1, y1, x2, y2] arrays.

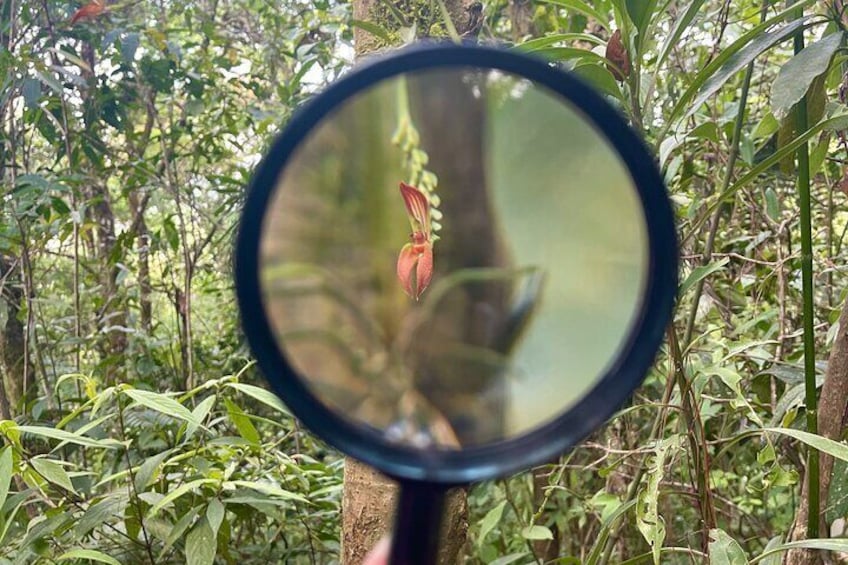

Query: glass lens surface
[[258, 67, 649, 449]]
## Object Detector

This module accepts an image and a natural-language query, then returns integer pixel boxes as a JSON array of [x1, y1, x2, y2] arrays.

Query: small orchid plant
[[391, 77, 442, 301], [396, 182, 434, 300]]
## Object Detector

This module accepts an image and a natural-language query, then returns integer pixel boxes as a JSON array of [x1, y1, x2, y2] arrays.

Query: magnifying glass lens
[[258, 67, 649, 450]]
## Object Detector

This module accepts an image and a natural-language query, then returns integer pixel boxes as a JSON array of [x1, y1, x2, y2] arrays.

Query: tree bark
[[342, 3, 483, 563], [785, 294, 848, 565], [0, 254, 22, 418]]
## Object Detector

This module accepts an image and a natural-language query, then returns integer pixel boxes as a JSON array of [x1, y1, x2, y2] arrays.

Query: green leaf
[[349, 20, 393, 42], [637, 436, 680, 565], [477, 500, 506, 546], [17, 425, 120, 449], [520, 525, 553, 540], [679, 258, 729, 295], [57, 549, 122, 565], [224, 480, 308, 503], [206, 498, 225, 538], [572, 64, 623, 101], [515, 33, 606, 52], [186, 517, 217, 565], [30, 457, 76, 494], [158, 507, 201, 558], [772, 32, 842, 120], [147, 478, 216, 518], [625, 0, 656, 44], [75, 494, 129, 539], [534, 0, 609, 30], [764, 427, 848, 462], [124, 389, 198, 426], [764, 188, 780, 221], [0, 448, 12, 510], [226, 383, 291, 416], [134, 450, 172, 492], [751, 539, 848, 563], [186, 395, 216, 440], [709, 529, 748, 565], [22, 78, 40, 109], [224, 397, 260, 445], [121, 33, 140, 64]]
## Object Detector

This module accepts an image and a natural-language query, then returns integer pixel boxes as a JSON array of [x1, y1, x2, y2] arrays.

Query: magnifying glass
[[235, 43, 677, 564]]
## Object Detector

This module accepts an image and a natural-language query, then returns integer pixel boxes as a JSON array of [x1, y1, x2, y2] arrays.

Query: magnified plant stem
[[392, 77, 443, 299]]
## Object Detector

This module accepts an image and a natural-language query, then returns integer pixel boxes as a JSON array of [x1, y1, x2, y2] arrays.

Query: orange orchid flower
[[396, 182, 434, 300]]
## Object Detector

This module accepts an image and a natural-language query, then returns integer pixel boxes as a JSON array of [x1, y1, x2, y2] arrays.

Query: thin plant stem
[[791, 3, 820, 539]]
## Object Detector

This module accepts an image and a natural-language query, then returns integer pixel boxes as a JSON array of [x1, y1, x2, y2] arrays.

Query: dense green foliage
[[2, 0, 848, 563]]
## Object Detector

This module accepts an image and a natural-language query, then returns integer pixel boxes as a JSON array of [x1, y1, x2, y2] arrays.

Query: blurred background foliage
[[1, 0, 848, 563]]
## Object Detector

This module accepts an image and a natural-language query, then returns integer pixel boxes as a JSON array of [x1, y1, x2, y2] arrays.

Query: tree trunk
[[785, 294, 848, 565], [342, 3, 482, 563], [0, 254, 22, 418]]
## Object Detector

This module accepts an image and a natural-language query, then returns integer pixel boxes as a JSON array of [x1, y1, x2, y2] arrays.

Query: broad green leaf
[[521, 525, 553, 540], [757, 536, 784, 565], [30, 457, 76, 494], [522, 47, 609, 67], [515, 33, 606, 52], [147, 478, 216, 517], [573, 64, 623, 101], [158, 507, 202, 559], [135, 450, 172, 492], [186, 395, 216, 440], [206, 498, 225, 537], [477, 500, 506, 546], [224, 397, 260, 445], [226, 383, 291, 416], [625, 0, 656, 48], [186, 518, 217, 565], [709, 529, 748, 565], [124, 389, 198, 426], [679, 258, 729, 295], [764, 427, 848, 462], [75, 494, 129, 539], [0, 448, 12, 510], [751, 539, 848, 563], [122, 33, 140, 64], [224, 480, 308, 503], [349, 19, 393, 43], [17, 425, 120, 449], [57, 549, 121, 565], [534, 0, 609, 30], [772, 32, 842, 120], [22, 78, 40, 109]]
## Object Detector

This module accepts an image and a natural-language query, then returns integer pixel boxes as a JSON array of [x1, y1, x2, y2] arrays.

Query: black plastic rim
[[235, 42, 678, 485]]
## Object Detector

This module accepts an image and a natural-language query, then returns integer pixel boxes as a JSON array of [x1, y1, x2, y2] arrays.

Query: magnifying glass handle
[[389, 482, 448, 565]]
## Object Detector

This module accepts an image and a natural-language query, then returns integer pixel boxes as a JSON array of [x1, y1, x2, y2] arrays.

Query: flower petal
[[397, 244, 418, 298], [414, 244, 433, 300], [399, 182, 430, 236]]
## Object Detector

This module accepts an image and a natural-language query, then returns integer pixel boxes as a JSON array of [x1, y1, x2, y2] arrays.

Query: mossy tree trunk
[[342, 3, 481, 563]]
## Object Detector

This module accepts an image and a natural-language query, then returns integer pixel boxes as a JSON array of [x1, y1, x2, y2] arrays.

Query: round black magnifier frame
[[236, 43, 678, 484]]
